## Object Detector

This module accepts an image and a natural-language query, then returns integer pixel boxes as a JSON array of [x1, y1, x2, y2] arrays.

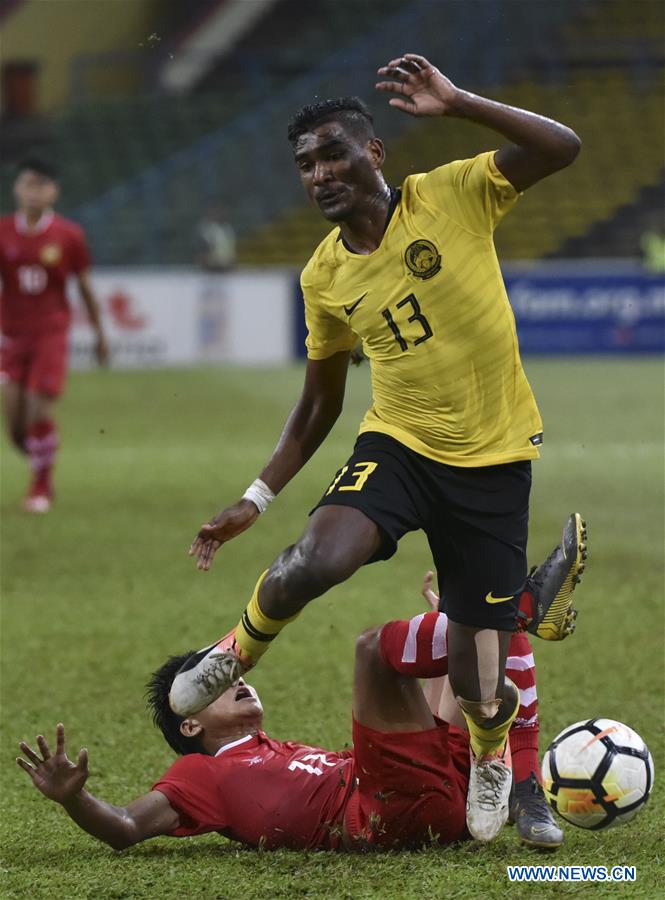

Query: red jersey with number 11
[[0, 211, 91, 337], [152, 731, 356, 850]]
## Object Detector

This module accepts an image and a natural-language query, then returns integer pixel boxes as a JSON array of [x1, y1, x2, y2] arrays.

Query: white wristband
[[242, 478, 275, 514]]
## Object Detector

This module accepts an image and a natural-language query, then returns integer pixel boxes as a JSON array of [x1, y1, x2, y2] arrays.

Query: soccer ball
[[542, 718, 654, 830]]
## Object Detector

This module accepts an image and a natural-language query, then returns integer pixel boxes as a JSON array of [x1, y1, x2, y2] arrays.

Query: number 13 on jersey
[[325, 461, 378, 496]]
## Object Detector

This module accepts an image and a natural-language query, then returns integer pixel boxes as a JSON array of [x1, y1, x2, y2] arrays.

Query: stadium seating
[[1, 0, 661, 263], [239, 0, 665, 264], [0, 1, 405, 214], [62, 0, 588, 264], [238, 71, 664, 264], [559, 179, 665, 260]]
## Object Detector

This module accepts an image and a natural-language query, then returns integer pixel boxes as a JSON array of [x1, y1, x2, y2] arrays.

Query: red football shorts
[[0, 331, 69, 398], [344, 718, 470, 849]]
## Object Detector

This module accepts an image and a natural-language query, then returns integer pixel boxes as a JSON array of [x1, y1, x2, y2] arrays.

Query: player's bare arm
[[16, 724, 178, 849], [418, 571, 464, 727], [421, 569, 439, 613], [420, 571, 446, 718], [76, 270, 109, 366], [376, 53, 581, 191], [190, 351, 350, 570]]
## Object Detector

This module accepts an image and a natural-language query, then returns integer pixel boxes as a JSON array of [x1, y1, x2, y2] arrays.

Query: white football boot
[[169, 645, 241, 716], [466, 740, 513, 842]]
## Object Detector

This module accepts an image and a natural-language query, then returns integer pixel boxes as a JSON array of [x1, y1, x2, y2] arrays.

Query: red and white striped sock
[[505, 630, 541, 783], [25, 418, 59, 497], [380, 612, 541, 777], [379, 611, 449, 678]]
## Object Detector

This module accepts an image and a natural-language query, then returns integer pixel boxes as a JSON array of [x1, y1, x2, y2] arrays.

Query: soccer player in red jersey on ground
[[0, 157, 108, 512], [16, 577, 563, 851]]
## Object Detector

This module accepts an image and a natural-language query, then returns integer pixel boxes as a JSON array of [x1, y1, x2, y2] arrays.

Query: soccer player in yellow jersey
[[180, 54, 583, 842]]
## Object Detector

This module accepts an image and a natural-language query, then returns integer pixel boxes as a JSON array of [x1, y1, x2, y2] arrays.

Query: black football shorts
[[313, 432, 531, 630]]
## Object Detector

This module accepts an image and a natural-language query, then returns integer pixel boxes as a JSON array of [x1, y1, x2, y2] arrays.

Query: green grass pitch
[[1, 358, 663, 899]]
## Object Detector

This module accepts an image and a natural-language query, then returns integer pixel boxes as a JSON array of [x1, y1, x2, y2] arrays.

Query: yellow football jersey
[[301, 150, 543, 468]]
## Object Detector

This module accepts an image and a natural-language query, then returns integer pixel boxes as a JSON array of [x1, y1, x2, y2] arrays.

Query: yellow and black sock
[[462, 680, 520, 758], [233, 570, 301, 664]]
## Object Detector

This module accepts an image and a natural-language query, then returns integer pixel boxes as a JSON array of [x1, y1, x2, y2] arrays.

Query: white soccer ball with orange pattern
[[542, 718, 654, 830]]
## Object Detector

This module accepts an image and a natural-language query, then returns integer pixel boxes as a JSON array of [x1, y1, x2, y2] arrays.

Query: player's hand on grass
[[376, 54, 461, 117], [422, 570, 440, 612], [16, 723, 89, 804], [189, 499, 259, 571]]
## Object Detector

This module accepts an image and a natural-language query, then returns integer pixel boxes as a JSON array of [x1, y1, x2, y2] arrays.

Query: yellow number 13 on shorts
[[326, 461, 378, 495]]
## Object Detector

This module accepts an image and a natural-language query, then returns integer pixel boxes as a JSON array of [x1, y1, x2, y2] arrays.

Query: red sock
[[516, 585, 535, 630], [506, 631, 541, 783], [379, 611, 449, 678], [25, 418, 59, 497]]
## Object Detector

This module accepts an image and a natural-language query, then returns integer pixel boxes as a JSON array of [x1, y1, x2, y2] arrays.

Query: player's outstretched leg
[[169, 506, 382, 716], [380, 606, 564, 847], [379, 610, 450, 679], [348, 621, 469, 849], [517, 513, 587, 641], [383, 613, 519, 842], [168, 569, 286, 716], [506, 631, 563, 848], [447, 623, 518, 843]]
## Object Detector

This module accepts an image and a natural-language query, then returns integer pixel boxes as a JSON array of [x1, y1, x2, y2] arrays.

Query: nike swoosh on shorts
[[485, 592, 515, 604]]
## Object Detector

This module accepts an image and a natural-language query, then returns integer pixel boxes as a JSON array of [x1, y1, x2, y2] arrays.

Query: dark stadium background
[[1, 2, 663, 898]]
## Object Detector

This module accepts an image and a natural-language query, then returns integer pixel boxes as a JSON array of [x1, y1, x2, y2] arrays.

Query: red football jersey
[[0, 211, 91, 336], [152, 731, 355, 850]]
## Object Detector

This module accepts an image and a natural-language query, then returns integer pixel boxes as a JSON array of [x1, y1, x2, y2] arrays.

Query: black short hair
[[16, 156, 58, 181], [287, 96, 374, 146], [146, 652, 207, 756]]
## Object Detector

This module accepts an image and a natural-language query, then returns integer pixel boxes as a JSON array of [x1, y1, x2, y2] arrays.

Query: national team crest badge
[[404, 239, 441, 280], [40, 244, 62, 266]]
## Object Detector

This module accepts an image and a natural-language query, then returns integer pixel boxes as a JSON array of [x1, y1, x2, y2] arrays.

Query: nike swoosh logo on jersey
[[343, 292, 367, 316], [485, 592, 515, 604]]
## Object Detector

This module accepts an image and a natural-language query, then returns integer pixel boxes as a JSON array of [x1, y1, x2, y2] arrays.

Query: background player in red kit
[[15, 582, 561, 852], [0, 157, 108, 512]]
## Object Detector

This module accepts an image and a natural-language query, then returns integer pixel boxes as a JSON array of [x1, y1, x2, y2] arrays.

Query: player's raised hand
[[16, 724, 89, 804], [189, 499, 259, 571], [376, 54, 461, 117], [422, 570, 440, 611]]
